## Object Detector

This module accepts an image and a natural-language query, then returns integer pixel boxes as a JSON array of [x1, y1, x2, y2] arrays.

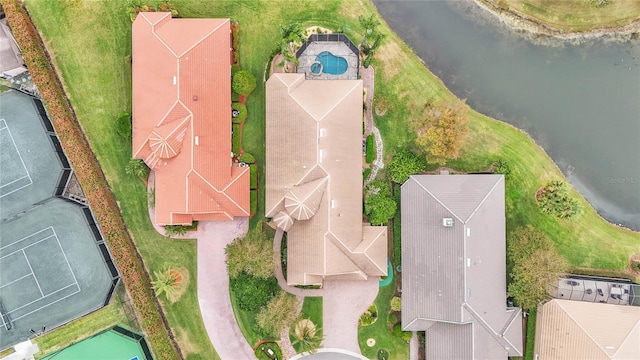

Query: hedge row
[[250, 164, 258, 190], [1, 2, 182, 359], [365, 134, 375, 163], [232, 123, 241, 154], [232, 102, 247, 124]]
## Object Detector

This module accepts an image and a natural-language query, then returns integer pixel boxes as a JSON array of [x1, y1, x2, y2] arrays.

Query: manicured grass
[[229, 289, 276, 349], [290, 297, 323, 353], [482, 0, 640, 32], [358, 279, 409, 360], [254, 342, 283, 360], [34, 284, 138, 359]]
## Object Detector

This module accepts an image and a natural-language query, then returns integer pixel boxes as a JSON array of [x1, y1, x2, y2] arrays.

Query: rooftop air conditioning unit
[[443, 218, 454, 227]]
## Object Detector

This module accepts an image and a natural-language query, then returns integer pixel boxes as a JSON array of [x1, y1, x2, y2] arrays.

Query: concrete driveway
[[196, 218, 256, 360]]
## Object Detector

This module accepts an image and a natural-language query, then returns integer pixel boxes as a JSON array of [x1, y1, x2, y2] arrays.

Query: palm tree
[[152, 268, 179, 299], [125, 158, 149, 179], [291, 319, 322, 354]]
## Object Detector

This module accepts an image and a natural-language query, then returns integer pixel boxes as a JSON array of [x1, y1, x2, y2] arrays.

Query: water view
[[374, 0, 640, 230]]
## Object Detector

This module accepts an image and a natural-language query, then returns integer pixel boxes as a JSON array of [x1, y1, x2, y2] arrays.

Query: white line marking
[[0, 119, 33, 198], [10, 286, 81, 322], [0, 273, 33, 289], [0, 226, 54, 251], [0, 175, 30, 189], [52, 228, 80, 290], [22, 250, 44, 297], [0, 235, 56, 260], [0, 118, 6, 130]]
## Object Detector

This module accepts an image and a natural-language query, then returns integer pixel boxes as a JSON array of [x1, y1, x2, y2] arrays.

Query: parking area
[[552, 275, 640, 306]]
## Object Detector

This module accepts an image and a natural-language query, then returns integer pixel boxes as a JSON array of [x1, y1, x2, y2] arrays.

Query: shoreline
[[471, 0, 640, 45]]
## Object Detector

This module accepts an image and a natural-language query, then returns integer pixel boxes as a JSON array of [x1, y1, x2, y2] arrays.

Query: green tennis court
[[41, 326, 152, 360]]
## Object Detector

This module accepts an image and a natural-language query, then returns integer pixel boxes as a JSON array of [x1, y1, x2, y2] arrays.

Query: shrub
[[232, 102, 247, 124], [232, 70, 256, 95], [250, 190, 258, 215], [388, 149, 427, 183], [493, 159, 511, 176], [363, 168, 372, 181], [124, 158, 149, 179], [229, 271, 278, 311], [377, 349, 389, 360], [255, 342, 283, 360], [537, 180, 581, 219], [387, 312, 398, 326], [363, 53, 374, 68], [390, 296, 401, 311], [239, 152, 255, 164], [231, 64, 241, 76], [231, 25, 239, 51], [632, 262, 640, 273], [392, 323, 412, 342], [365, 181, 396, 225], [163, 224, 195, 237], [250, 164, 258, 189], [115, 112, 131, 139], [232, 124, 241, 154], [365, 134, 375, 163], [359, 311, 375, 326]]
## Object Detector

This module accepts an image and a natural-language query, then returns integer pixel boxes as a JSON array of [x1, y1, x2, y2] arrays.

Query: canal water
[[373, 0, 640, 230]]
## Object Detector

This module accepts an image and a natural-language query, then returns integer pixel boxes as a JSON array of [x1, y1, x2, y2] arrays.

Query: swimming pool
[[313, 51, 348, 75], [41, 326, 151, 360]]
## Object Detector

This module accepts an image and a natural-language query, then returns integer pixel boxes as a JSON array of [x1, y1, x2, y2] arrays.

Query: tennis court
[[0, 91, 118, 350]]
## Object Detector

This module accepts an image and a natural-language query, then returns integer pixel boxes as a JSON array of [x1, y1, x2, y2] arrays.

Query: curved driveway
[[196, 218, 255, 360]]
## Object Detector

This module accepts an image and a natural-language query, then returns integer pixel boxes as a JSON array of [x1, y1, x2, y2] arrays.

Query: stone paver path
[[409, 331, 419, 360], [361, 66, 384, 186]]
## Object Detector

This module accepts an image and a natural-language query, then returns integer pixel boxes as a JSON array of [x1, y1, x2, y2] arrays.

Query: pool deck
[[297, 41, 359, 80]]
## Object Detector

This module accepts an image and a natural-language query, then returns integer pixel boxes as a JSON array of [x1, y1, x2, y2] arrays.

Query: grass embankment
[[478, 0, 640, 32], [369, 4, 640, 272], [357, 279, 408, 360], [524, 309, 537, 360], [34, 284, 138, 359]]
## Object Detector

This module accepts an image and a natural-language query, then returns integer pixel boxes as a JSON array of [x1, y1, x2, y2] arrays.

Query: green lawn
[[524, 309, 537, 360], [357, 279, 409, 360], [23, 0, 640, 357], [34, 284, 138, 359], [481, 0, 640, 32], [291, 297, 323, 353]]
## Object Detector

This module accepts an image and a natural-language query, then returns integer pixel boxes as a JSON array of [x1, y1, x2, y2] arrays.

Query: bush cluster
[[364, 181, 397, 225], [392, 323, 412, 342], [229, 271, 278, 311], [232, 124, 241, 154], [2, 3, 180, 358], [239, 152, 255, 164], [359, 304, 378, 326], [365, 134, 375, 163], [386, 312, 398, 327], [537, 180, 581, 219], [115, 112, 131, 139], [232, 102, 247, 124], [232, 70, 256, 96], [388, 149, 426, 184]]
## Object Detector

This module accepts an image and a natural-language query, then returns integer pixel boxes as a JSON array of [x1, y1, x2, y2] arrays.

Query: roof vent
[[195, 136, 199, 146], [443, 218, 454, 227], [192, 95, 198, 101]]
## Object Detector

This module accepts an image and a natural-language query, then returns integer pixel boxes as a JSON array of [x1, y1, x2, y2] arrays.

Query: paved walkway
[[146, 171, 255, 359], [273, 229, 380, 355], [360, 66, 384, 186]]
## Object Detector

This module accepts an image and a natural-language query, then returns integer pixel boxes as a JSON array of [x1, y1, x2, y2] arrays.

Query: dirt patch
[[175, 326, 200, 356], [64, 172, 86, 199], [374, 97, 388, 117], [167, 267, 190, 303], [375, 41, 404, 79]]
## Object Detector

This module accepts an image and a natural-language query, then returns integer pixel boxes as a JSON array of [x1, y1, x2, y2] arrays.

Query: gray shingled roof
[[401, 174, 523, 359]]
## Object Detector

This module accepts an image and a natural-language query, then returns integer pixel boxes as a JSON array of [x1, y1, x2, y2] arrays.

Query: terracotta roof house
[[535, 299, 640, 360], [401, 174, 523, 360], [132, 13, 249, 225], [265, 73, 387, 286]]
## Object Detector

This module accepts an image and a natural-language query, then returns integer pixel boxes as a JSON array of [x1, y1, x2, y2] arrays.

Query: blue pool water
[[315, 51, 348, 75]]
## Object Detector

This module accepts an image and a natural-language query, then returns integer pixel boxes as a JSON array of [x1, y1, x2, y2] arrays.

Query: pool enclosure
[[296, 33, 359, 80]]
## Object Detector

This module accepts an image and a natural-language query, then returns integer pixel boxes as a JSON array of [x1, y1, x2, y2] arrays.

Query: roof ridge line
[[151, 28, 178, 58], [555, 300, 612, 358], [412, 177, 463, 222], [465, 175, 503, 222], [465, 304, 516, 354], [312, 80, 362, 122], [176, 19, 229, 58], [614, 319, 640, 357]]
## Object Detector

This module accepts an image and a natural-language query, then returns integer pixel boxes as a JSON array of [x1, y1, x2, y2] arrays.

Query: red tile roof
[[132, 13, 248, 225]]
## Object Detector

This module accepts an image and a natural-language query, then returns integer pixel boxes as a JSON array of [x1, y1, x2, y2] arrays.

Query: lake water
[[374, 0, 640, 230]]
